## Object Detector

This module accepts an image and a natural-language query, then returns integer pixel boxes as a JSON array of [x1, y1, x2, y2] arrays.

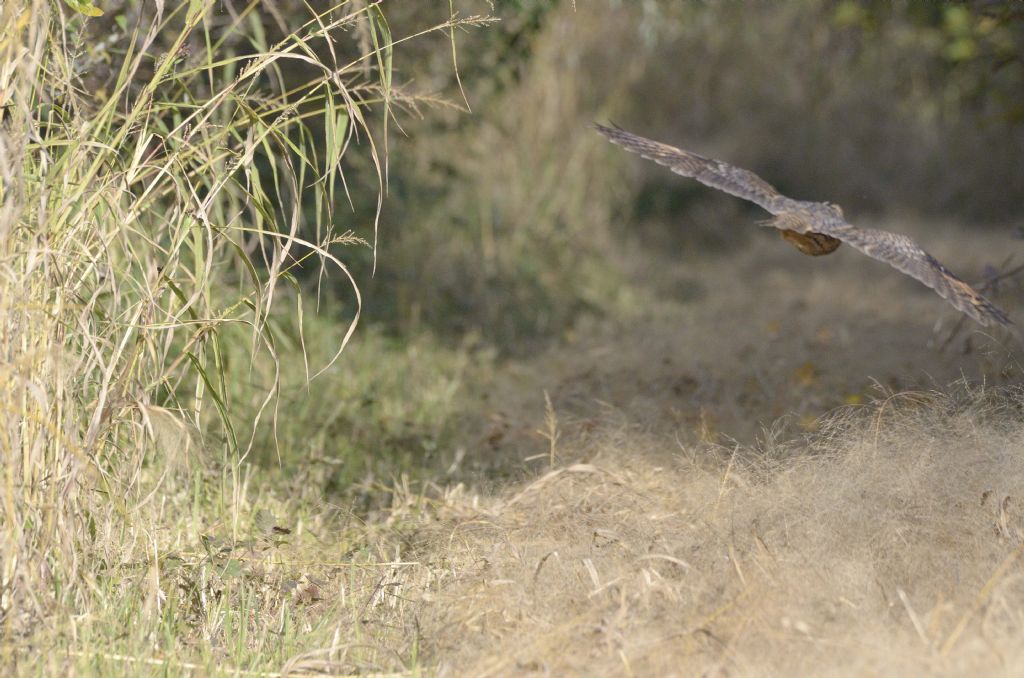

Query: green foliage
[[0, 0, 474, 657], [62, 0, 102, 16], [346, 4, 633, 352], [222, 307, 485, 494], [830, 1, 1024, 112]]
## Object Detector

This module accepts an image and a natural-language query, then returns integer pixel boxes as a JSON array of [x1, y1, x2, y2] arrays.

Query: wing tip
[[983, 303, 1012, 328], [966, 289, 1011, 328], [593, 121, 627, 144]]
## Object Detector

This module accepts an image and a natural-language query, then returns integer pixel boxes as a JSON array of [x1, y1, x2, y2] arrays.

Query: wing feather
[[596, 122, 1011, 328], [595, 123, 793, 214], [814, 224, 1010, 327]]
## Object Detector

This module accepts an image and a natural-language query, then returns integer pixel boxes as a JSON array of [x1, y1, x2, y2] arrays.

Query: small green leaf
[[833, 1, 865, 29], [63, 0, 103, 17], [945, 37, 977, 62], [943, 6, 973, 36]]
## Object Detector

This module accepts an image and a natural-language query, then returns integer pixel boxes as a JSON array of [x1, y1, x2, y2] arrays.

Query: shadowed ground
[[475, 218, 1019, 453]]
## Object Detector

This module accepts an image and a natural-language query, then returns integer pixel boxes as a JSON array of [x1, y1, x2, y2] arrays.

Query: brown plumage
[[596, 123, 1010, 328]]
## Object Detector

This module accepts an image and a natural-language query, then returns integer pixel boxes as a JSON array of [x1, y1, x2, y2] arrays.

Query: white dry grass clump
[[408, 387, 1024, 675]]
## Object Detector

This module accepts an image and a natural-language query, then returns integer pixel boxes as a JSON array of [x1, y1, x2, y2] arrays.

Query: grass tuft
[[0, 0, 485, 669]]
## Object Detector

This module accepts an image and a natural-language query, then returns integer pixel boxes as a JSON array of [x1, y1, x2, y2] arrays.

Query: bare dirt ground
[[397, 219, 1024, 675]]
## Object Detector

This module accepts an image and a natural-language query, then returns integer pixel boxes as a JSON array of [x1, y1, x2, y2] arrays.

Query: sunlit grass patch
[[407, 386, 1024, 675], [223, 312, 488, 495], [38, 464, 433, 675]]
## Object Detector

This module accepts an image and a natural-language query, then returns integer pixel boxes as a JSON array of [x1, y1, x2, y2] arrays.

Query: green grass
[[0, 1, 487, 671], [224, 312, 486, 496], [5, 314, 483, 674]]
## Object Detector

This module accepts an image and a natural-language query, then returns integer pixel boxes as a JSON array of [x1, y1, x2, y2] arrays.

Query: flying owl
[[596, 124, 1010, 328]]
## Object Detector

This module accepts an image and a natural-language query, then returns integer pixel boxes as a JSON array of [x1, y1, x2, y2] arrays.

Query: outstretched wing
[[596, 123, 1011, 328], [817, 224, 1010, 327], [595, 123, 795, 214]]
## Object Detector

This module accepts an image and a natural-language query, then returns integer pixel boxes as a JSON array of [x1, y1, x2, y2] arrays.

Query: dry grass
[[313, 216, 1024, 676], [397, 386, 1024, 676], [28, 379, 1024, 675], [372, 218, 1022, 673], [0, 1, 484, 671]]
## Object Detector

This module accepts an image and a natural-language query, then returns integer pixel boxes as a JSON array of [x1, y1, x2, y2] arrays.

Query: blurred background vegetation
[[352, 0, 1024, 353], [3, 0, 1023, 671]]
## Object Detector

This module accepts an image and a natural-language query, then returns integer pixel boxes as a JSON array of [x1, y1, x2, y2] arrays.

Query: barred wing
[[597, 123, 1011, 327], [821, 224, 1010, 327], [595, 123, 794, 214]]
